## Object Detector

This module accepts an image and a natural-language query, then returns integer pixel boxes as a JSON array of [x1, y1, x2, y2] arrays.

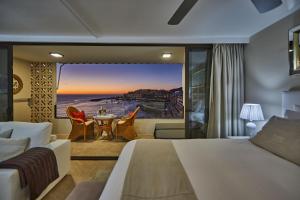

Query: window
[[56, 63, 183, 118]]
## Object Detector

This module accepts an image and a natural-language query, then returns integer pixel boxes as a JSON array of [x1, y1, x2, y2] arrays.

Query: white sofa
[[0, 121, 71, 200]]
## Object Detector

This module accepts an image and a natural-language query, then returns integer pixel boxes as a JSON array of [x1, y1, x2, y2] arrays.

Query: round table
[[93, 114, 117, 140]]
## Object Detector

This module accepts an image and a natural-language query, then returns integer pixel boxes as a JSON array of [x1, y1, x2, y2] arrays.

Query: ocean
[[56, 94, 172, 118]]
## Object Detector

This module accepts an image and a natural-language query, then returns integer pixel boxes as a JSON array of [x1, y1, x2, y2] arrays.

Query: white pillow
[[294, 105, 300, 112], [0, 138, 30, 162], [0, 129, 13, 138], [0, 122, 52, 148]]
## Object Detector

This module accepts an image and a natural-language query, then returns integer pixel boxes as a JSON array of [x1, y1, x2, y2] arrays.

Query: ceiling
[[13, 45, 185, 63], [1, 0, 300, 43]]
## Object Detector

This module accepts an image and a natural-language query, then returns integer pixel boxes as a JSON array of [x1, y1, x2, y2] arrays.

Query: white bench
[[154, 123, 185, 139]]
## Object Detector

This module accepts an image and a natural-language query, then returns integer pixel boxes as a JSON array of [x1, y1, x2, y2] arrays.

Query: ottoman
[[154, 123, 185, 139]]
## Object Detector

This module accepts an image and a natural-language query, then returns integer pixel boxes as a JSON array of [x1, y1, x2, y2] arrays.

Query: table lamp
[[240, 103, 264, 132]]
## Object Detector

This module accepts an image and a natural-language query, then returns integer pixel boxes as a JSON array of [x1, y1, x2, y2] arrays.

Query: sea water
[[56, 94, 173, 118]]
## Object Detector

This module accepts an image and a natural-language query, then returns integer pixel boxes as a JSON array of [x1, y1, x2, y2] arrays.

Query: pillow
[[0, 122, 52, 148], [71, 111, 87, 123], [250, 116, 300, 166], [285, 110, 300, 119], [0, 129, 13, 138], [0, 137, 30, 162], [294, 105, 300, 112]]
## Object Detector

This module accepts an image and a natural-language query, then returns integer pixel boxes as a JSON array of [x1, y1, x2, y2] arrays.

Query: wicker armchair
[[115, 107, 140, 140], [66, 106, 94, 141]]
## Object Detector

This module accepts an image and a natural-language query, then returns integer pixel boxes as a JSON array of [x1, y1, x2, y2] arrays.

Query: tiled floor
[[57, 133, 154, 157]]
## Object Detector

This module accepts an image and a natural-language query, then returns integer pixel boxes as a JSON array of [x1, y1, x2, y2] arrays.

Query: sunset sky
[[57, 63, 182, 95]]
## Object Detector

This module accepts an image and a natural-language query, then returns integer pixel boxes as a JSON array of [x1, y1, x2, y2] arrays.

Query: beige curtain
[[207, 44, 245, 138]]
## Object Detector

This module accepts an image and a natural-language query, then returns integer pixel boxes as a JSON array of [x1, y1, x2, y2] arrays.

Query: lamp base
[[246, 122, 257, 137], [246, 122, 256, 129]]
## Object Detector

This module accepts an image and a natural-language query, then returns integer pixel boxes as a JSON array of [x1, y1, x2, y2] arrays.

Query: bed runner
[[0, 147, 59, 200], [121, 139, 197, 200]]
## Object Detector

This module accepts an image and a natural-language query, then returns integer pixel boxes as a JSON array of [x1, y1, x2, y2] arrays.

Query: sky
[[57, 63, 182, 94]]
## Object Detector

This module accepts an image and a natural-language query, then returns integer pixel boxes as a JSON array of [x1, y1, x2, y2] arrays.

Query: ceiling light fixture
[[49, 52, 64, 58], [162, 53, 172, 59]]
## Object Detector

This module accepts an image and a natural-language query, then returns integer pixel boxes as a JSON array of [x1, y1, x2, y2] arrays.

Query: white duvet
[[100, 139, 300, 200]]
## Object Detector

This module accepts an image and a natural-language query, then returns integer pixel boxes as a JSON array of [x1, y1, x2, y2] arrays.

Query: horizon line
[[57, 87, 182, 95]]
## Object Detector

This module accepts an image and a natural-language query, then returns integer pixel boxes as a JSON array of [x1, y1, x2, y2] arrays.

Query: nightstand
[[227, 136, 250, 139]]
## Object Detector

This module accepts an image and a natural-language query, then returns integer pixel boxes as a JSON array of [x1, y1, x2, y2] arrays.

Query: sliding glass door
[[0, 45, 13, 121], [185, 46, 212, 138]]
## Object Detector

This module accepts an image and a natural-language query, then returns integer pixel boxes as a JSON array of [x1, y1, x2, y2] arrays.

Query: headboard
[[282, 90, 300, 116]]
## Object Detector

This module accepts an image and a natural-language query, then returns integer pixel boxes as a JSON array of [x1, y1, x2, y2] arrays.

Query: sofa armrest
[[45, 139, 71, 177], [0, 168, 28, 200], [0, 140, 71, 200], [50, 134, 57, 142]]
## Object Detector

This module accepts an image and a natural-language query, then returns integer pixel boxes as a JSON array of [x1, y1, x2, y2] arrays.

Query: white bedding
[[100, 139, 300, 200]]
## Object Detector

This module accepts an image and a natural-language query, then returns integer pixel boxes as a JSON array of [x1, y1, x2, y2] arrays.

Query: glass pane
[[187, 48, 211, 138], [0, 47, 12, 121]]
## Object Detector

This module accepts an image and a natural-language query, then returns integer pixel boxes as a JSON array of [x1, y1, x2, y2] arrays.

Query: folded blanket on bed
[[121, 139, 197, 200], [0, 147, 59, 200]]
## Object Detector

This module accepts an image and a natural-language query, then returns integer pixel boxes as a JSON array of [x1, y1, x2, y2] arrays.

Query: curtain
[[207, 44, 245, 138]]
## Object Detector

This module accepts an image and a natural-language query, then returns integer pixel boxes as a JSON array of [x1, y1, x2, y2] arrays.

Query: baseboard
[[71, 156, 119, 160]]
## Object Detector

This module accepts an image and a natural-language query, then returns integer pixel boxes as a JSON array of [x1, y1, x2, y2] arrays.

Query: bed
[[100, 91, 300, 200], [100, 139, 300, 200]]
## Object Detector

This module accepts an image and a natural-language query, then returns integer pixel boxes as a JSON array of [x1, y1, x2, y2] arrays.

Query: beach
[[56, 94, 183, 118]]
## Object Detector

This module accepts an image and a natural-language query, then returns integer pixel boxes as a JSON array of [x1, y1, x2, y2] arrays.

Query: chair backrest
[[66, 106, 80, 124], [128, 107, 140, 125]]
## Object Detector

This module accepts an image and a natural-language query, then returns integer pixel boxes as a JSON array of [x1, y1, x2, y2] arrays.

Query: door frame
[[185, 45, 212, 138], [0, 44, 13, 121], [1, 41, 213, 130]]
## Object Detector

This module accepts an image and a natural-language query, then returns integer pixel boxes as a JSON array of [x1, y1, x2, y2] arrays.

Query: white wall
[[245, 10, 300, 131], [13, 58, 31, 122]]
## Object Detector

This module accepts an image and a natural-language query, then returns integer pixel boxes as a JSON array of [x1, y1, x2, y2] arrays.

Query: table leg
[[94, 119, 104, 139]]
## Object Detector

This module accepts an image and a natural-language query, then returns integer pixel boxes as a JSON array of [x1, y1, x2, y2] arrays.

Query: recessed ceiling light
[[162, 53, 172, 59], [49, 52, 64, 58]]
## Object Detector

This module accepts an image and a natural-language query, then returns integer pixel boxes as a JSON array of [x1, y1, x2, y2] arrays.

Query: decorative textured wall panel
[[31, 63, 55, 122]]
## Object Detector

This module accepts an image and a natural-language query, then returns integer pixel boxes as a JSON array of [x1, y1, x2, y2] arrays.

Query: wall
[[11, 57, 185, 135], [245, 10, 300, 130], [13, 58, 31, 122], [52, 64, 185, 135]]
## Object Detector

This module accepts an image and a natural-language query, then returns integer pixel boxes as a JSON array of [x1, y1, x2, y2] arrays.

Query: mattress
[[100, 139, 300, 200]]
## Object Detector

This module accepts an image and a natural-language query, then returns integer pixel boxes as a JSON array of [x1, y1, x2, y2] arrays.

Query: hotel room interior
[[0, 0, 299, 200]]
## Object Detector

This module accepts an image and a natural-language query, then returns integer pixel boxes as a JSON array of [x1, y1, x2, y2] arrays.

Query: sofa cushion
[[0, 138, 30, 162], [0, 129, 13, 138], [0, 122, 52, 148]]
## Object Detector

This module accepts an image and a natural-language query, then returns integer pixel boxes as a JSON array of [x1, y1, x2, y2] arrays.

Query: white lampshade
[[240, 103, 264, 121]]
